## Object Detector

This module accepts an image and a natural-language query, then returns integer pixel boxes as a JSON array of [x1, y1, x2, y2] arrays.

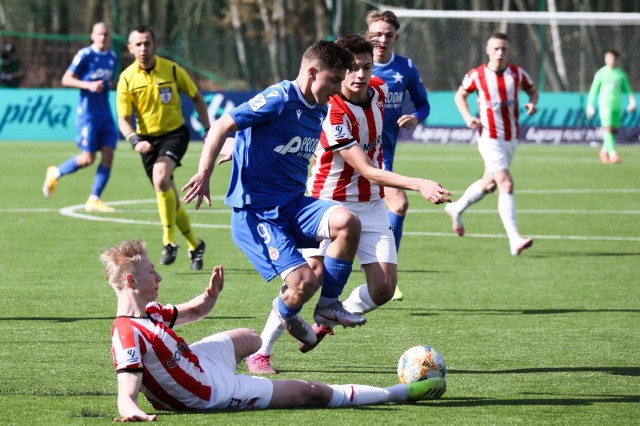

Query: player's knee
[[243, 329, 262, 353], [370, 279, 397, 305], [76, 152, 95, 167], [286, 270, 320, 302], [100, 150, 114, 166], [329, 207, 361, 243], [484, 181, 498, 193], [304, 382, 332, 406], [152, 176, 172, 192]]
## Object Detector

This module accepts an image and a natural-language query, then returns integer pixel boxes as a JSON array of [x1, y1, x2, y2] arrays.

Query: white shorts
[[301, 199, 397, 266], [478, 137, 517, 173], [191, 332, 273, 410]]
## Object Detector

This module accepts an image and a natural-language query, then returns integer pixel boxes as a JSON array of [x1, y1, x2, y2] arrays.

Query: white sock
[[385, 383, 410, 402], [255, 309, 285, 355], [88, 195, 100, 202], [343, 284, 378, 314], [455, 179, 487, 214], [498, 192, 520, 242], [327, 384, 393, 407]]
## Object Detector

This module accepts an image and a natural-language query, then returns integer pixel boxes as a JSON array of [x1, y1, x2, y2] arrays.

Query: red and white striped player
[[102, 240, 447, 421], [446, 32, 539, 256], [246, 35, 451, 374]]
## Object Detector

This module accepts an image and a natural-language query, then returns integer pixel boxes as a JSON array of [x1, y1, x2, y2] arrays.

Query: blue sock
[[57, 156, 80, 177], [277, 297, 301, 318], [91, 164, 111, 197], [388, 211, 405, 253], [320, 256, 353, 299]]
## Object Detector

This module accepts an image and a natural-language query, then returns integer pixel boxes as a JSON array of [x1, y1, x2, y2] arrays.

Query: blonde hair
[[100, 240, 147, 289]]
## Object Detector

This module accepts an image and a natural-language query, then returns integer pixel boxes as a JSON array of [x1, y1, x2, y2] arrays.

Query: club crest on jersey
[[268, 246, 279, 260], [249, 94, 267, 111], [160, 87, 172, 104]]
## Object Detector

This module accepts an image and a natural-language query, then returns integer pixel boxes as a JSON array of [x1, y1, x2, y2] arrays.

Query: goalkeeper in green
[[586, 49, 635, 164]]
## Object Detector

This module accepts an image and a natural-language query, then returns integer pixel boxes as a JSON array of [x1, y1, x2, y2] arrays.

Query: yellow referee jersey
[[116, 56, 199, 136]]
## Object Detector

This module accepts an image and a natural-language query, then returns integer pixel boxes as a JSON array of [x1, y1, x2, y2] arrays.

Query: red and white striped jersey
[[308, 76, 387, 202], [461, 63, 534, 141], [111, 301, 212, 410]]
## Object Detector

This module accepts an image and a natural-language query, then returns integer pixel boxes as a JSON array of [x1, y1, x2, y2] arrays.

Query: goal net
[[377, 6, 640, 92], [371, 5, 640, 144]]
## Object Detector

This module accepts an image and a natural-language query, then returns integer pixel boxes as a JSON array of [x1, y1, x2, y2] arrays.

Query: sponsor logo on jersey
[[266, 90, 281, 98], [249, 94, 267, 111], [387, 91, 404, 104], [296, 109, 302, 120], [160, 87, 172, 104], [362, 134, 382, 152], [273, 136, 319, 158], [88, 68, 114, 81]]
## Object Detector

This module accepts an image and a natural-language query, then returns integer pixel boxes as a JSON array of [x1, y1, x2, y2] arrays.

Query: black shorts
[[140, 125, 190, 180]]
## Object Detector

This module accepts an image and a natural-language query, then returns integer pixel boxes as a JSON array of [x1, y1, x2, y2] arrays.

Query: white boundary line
[[2, 192, 638, 242], [57, 199, 231, 229], [408, 209, 640, 215], [404, 231, 640, 242]]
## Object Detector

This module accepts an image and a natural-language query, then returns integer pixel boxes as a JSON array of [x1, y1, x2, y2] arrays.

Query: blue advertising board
[[1, 88, 638, 144]]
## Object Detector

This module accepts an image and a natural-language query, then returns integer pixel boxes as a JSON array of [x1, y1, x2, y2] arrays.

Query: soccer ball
[[397, 345, 446, 384]]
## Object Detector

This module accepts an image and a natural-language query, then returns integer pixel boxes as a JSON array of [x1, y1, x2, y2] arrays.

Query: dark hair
[[303, 40, 354, 71], [336, 34, 374, 59], [605, 49, 619, 58], [129, 25, 156, 43], [365, 10, 400, 30], [488, 32, 509, 42]]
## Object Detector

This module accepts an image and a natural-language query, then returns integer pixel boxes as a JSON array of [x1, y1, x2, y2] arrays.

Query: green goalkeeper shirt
[[587, 65, 633, 110]]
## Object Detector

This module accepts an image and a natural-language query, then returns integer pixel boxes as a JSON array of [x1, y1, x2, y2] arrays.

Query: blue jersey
[[226, 80, 326, 209], [67, 45, 116, 119], [373, 53, 429, 168]]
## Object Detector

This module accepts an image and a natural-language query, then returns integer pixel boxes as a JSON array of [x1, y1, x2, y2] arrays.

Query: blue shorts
[[75, 114, 118, 153], [382, 140, 395, 172], [231, 196, 338, 282]]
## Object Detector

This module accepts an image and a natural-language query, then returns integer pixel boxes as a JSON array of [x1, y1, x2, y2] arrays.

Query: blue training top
[[226, 80, 327, 209], [374, 52, 429, 167], [67, 45, 116, 119]]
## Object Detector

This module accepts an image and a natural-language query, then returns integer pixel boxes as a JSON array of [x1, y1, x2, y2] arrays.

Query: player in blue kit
[[43, 22, 118, 212], [366, 10, 430, 301], [183, 41, 366, 347]]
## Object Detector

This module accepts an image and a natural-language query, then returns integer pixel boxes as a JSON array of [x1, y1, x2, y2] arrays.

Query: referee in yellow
[[117, 25, 210, 270]]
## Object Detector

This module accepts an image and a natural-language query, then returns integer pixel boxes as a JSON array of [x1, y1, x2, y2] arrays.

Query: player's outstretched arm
[[182, 114, 238, 209], [115, 372, 157, 422], [339, 145, 452, 204], [174, 265, 224, 326]]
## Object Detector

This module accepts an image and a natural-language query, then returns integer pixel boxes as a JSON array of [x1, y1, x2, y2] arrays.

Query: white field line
[[408, 209, 640, 214], [1, 192, 638, 241], [404, 231, 640, 242]]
